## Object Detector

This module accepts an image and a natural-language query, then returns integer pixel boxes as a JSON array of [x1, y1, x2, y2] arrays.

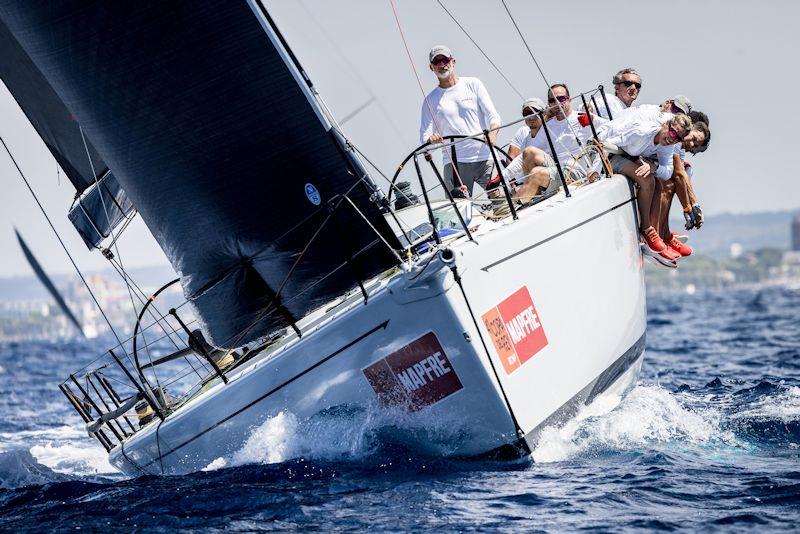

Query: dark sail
[[15, 229, 84, 337], [0, 16, 134, 249], [0, 1, 400, 348]]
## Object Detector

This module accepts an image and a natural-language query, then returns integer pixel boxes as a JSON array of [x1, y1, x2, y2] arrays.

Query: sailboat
[[0, 1, 646, 475]]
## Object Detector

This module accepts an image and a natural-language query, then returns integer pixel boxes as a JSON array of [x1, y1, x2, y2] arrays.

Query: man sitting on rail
[[597, 112, 693, 260], [507, 97, 549, 160], [499, 97, 561, 203], [654, 113, 711, 257], [594, 68, 642, 120], [419, 45, 502, 196]]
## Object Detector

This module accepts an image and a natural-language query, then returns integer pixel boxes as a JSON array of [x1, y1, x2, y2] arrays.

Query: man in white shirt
[[653, 116, 710, 257], [498, 97, 562, 203], [507, 97, 549, 160], [419, 45, 501, 196], [598, 114, 692, 260], [595, 68, 641, 120]]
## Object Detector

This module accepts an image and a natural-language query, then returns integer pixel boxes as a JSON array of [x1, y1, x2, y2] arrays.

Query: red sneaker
[[660, 245, 681, 260], [668, 236, 693, 257], [670, 230, 689, 243], [641, 226, 666, 254]]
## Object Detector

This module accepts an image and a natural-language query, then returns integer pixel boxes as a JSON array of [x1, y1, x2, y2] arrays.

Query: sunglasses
[[668, 125, 686, 141], [619, 80, 642, 90], [430, 55, 452, 66], [670, 103, 684, 114], [547, 95, 569, 103], [522, 108, 541, 117]]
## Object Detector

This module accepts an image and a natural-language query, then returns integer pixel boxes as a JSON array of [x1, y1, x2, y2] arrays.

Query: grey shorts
[[609, 153, 636, 175], [444, 159, 494, 194]]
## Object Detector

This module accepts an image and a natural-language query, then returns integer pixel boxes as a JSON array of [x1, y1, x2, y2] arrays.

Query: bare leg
[[513, 147, 551, 203], [658, 178, 676, 241], [650, 178, 663, 232], [621, 161, 656, 232]]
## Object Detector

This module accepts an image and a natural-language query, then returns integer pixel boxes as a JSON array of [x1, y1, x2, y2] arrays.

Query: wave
[[202, 403, 489, 472], [532, 384, 741, 463]]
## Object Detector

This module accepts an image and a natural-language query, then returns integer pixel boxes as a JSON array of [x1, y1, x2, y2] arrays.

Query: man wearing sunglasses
[[499, 96, 562, 203], [597, 114, 692, 264], [652, 119, 711, 258], [419, 45, 501, 196], [595, 68, 642, 120], [507, 97, 549, 160]]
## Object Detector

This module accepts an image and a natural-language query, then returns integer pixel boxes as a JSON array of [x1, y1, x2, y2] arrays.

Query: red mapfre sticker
[[482, 286, 548, 374], [362, 332, 463, 411]]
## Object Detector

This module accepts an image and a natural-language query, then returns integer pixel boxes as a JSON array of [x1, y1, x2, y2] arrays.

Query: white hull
[[110, 176, 646, 476]]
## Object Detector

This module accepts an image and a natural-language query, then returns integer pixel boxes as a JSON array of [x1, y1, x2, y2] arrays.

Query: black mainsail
[[0, 17, 134, 249], [0, 1, 400, 348]]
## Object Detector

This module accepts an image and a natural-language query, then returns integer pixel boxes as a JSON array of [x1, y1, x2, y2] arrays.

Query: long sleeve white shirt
[[598, 116, 675, 180], [419, 77, 501, 164]]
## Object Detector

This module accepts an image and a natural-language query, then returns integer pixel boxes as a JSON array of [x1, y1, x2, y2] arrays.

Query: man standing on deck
[[420, 45, 501, 196], [595, 68, 642, 120]]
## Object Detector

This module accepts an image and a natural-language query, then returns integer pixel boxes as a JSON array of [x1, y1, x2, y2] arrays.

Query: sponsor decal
[[481, 286, 548, 374], [304, 183, 321, 206], [362, 332, 463, 411]]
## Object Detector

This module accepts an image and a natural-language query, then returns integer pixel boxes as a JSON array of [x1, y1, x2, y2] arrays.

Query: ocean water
[[1, 285, 798, 531]]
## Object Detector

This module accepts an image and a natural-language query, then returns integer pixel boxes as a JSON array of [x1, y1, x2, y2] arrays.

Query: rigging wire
[[78, 125, 203, 382], [1, 135, 128, 353], [436, 0, 524, 100], [78, 126, 164, 391], [498, 0, 593, 173]]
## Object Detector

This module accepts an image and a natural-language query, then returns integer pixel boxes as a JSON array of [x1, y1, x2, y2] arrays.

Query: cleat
[[641, 226, 666, 255], [668, 236, 692, 257]]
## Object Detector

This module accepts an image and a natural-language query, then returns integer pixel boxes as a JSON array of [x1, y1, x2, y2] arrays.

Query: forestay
[[0, 1, 400, 348]]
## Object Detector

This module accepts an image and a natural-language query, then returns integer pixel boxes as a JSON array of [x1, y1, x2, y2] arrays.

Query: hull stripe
[[135, 320, 389, 470], [481, 196, 635, 271]]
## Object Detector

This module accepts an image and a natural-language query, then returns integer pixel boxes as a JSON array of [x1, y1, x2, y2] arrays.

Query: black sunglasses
[[620, 80, 642, 90]]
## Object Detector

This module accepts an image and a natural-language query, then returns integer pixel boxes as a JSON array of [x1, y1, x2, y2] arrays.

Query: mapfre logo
[[482, 286, 548, 374], [362, 332, 463, 411]]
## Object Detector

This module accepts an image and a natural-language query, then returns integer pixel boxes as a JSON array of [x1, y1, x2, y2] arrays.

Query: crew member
[[419, 45, 501, 196]]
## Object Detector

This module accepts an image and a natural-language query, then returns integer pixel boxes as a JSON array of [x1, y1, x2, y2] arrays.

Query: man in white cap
[[499, 96, 561, 203], [419, 45, 501, 195], [507, 97, 548, 160]]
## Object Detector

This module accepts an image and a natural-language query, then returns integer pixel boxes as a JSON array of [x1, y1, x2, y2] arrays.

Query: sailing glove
[[684, 206, 696, 230], [692, 204, 704, 228]]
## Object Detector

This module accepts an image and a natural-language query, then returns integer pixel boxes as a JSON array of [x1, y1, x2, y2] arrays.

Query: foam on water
[[532, 384, 741, 463]]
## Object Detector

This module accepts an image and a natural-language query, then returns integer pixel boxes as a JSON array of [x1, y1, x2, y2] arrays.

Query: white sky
[[1, 0, 798, 278]]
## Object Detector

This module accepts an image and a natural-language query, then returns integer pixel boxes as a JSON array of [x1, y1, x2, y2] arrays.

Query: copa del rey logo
[[362, 332, 463, 411], [482, 286, 548, 374]]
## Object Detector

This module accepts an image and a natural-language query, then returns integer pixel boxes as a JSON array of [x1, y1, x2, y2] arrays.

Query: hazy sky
[[1, 0, 799, 278]]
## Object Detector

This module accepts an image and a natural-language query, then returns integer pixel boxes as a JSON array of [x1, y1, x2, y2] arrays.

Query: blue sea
[[1, 284, 799, 531]]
